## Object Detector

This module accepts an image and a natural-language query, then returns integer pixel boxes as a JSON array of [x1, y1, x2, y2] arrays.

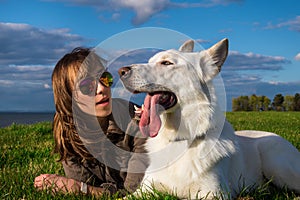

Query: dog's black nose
[[118, 66, 131, 77]]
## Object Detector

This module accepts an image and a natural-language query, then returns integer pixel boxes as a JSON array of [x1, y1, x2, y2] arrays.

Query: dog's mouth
[[149, 91, 177, 110], [135, 91, 177, 138]]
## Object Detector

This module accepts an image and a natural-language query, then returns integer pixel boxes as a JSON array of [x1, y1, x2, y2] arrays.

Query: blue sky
[[0, 0, 299, 111]]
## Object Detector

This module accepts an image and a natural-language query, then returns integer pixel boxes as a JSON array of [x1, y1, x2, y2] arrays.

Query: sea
[[0, 112, 55, 128]]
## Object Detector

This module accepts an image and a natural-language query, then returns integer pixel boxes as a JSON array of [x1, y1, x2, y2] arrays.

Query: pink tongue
[[139, 94, 161, 137]]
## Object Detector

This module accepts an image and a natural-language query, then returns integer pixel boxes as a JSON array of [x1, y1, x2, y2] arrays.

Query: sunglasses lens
[[100, 72, 113, 87], [79, 77, 96, 95]]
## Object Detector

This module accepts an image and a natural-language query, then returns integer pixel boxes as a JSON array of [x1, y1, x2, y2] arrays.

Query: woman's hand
[[34, 174, 80, 194]]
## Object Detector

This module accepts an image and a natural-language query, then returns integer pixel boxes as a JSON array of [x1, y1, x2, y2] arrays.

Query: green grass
[[1, 112, 300, 199], [226, 111, 300, 150]]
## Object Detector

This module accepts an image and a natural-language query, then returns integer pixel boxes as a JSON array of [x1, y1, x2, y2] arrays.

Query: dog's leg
[[238, 130, 300, 193], [259, 135, 300, 192]]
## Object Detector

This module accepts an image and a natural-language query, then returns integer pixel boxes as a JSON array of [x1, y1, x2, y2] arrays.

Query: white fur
[[120, 39, 300, 199]]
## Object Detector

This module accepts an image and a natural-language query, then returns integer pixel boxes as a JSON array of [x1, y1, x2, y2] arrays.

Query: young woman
[[34, 47, 148, 197]]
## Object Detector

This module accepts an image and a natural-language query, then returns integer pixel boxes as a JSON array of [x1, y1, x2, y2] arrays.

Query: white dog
[[118, 39, 300, 199]]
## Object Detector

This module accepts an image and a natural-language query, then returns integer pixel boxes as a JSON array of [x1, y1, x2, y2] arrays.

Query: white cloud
[[294, 53, 300, 61], [218, 28, 233, 33], [111, 13, 121, 21], [0, 22, 86, 66], [50, 0, 243, 25], [0, 65, 53, 81], [268, 81, 279, 85], [224, 51, 290, 71], [0, 80, 14, 86], [0, 64, 54, 111], [220, 50, 297, 110], [44, 83, 51, 89], [115, 0, 170, 25], [1, 22, 30, 30], [264, 16, 300, 32], [194, 39, 211, 44], [225, 80, 300, 110]]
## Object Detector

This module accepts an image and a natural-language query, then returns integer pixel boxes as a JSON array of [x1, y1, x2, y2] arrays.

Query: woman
[[34, 47, 147, 196]]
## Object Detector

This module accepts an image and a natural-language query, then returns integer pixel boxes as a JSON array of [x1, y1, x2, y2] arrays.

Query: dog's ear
[[179, 40, 194, 52], [201, 38, 228, 81], [207, 38, 228, 71]]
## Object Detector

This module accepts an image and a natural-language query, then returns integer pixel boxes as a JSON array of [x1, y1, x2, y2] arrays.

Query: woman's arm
[[34, 156, 117, 196], [34, 173, 107, 195], [34, 174, 81, 194], [123, 119, 149, 192]]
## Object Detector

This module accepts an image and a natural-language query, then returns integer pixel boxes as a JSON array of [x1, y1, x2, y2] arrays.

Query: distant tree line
[[232, 93, 300, 111]]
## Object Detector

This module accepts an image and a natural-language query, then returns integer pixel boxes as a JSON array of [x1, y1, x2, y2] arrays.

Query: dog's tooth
[[134, 105, 139, 111], [141, 104, 144, 110], [134, 105, 144, 114], [135, 110, 142, 114]]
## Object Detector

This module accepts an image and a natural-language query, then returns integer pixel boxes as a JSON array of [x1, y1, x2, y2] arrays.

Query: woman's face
[[94, 81, 112, 117], [75, 73, 113, 117]]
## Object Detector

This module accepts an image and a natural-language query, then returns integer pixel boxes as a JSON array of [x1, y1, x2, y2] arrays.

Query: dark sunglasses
[[79, 71, 113, 95]]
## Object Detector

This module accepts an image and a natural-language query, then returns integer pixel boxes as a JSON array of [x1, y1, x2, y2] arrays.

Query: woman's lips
[[96, 98, 110, 106]]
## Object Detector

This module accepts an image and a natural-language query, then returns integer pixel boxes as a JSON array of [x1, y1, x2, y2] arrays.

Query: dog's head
[[119, 39, 228, 139]]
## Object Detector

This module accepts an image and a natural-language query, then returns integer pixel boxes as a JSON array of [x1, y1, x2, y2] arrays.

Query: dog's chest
[[145, 142, 210, 183]]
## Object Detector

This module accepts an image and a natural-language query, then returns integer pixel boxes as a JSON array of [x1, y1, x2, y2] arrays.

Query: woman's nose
[[95, 81, 104, 95]]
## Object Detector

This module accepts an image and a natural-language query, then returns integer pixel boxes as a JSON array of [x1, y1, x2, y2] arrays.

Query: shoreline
[[0, 112, 54, 128]]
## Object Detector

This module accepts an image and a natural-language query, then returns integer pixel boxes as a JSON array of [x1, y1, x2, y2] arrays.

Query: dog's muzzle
[[118, 66, 177, 110], [118, 66, 178, 137]]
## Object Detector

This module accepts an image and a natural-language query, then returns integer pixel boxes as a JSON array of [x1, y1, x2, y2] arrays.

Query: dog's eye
[[160, 61, 173, 65]]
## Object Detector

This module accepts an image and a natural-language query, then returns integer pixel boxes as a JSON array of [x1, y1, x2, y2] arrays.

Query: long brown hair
[[52, 47, 104, 162]]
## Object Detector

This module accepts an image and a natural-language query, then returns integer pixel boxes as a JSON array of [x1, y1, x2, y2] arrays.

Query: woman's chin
[[95, 103, 112, 117]]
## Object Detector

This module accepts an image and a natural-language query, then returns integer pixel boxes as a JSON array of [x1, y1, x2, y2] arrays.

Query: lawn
[[1, 112, 299, 199], [226, 111, 300, 150]]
